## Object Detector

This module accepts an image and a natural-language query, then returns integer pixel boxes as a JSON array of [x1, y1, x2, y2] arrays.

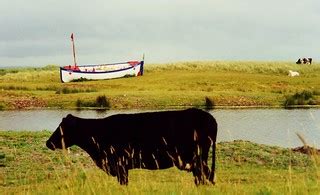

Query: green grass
[[0, 61, 320, 109], [1, 131, 319, 194]]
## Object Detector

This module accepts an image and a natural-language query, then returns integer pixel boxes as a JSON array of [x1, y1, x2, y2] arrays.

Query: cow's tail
[[209, 116, 217, 184]]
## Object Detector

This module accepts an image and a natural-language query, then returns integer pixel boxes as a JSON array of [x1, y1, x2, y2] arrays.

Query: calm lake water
[[0, 109, 319, 148]]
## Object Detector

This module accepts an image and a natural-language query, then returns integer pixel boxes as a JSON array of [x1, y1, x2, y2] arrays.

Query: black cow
[[46, 108, 218, 185], [296, 58, 312, 65]]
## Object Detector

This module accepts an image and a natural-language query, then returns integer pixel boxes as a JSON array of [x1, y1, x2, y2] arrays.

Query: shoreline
[[1, 104, 320, 111]]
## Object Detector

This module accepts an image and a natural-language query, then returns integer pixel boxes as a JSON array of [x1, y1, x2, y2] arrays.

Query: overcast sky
[[0, 0, 319, 67]]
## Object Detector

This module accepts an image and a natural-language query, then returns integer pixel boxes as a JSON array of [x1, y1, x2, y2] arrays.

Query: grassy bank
[[0, 61, 320, 110], [1, 131, 319, 194]]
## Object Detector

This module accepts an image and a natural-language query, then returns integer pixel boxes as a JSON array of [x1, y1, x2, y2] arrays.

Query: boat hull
[[60, 61, 144, 83]]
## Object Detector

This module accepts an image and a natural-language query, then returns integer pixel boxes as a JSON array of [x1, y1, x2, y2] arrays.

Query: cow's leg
[[208, 142, 216, 184], [193, 134, 215, 186], [192, 158, 205, 185], [201, 138, 216, 185], [192, 145, 206, 185], [201, 142, 211, 182]]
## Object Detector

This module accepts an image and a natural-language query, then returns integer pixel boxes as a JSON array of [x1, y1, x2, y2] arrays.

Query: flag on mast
[[70, 33, 77, 67]]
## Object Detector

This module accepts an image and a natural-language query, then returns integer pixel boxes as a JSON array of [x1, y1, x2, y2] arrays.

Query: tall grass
[[1, 131, 319, 194]]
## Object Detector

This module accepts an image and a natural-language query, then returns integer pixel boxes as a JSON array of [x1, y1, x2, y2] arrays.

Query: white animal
[[288, 70, 300, 77]]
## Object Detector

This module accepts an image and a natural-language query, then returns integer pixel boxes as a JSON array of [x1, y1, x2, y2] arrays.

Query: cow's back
[[95, 108, 216, 148]]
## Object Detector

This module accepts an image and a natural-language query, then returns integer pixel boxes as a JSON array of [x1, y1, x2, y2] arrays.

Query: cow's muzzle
[[46, 141, 56, 150]]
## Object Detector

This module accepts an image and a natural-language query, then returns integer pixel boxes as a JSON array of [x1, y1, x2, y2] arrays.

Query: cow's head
[[46, 114, 77, 150]]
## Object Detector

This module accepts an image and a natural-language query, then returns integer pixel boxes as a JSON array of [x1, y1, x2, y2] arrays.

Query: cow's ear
[[62, 114, 72, 123], [62, 114, 75, 126], [65, 114, 77, 128], [66, 114, 74, 119]]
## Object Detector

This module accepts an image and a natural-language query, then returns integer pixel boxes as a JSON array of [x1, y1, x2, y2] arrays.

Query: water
[[1, 109, 319, 148], [214, 109, 320, 148]]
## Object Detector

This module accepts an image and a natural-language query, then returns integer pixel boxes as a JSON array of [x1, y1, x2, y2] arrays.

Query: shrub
[[95, 95, 110, 108], [76, 95, 110, 109], [0, 152, 5, 167], [0, 69, 19, 76], [205, 97, 215, 110], [284, 90, 318, 108], [0, 103, 5, 110], [0, 69, 6, 76]]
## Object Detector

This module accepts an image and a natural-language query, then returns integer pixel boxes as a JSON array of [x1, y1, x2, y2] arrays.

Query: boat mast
[[70, 33, 77, 67]]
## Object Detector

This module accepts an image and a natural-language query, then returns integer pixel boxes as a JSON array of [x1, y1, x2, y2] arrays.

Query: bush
[[96, 95, 110, 108], [0, 69, 19, 76], [284, 90, 318, 108], [76, 95, 110, 109], [0, 103, 5, 110], [205, 97, 215, 110]]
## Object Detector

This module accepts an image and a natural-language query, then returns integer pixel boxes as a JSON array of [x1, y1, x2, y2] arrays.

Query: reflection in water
[[0, 109, 319, 148]]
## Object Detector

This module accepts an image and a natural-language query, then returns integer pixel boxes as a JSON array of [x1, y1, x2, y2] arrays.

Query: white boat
[[60, 33, 144, 82], [60, 61, 144, 83]]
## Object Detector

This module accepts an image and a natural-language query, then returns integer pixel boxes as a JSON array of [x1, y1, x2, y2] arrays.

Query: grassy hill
[[0, 61, 319, 110]]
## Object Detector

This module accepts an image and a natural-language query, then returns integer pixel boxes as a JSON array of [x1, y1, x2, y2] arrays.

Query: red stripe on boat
[[64, 65, 80, 71], [128, 61, 139, 66]]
